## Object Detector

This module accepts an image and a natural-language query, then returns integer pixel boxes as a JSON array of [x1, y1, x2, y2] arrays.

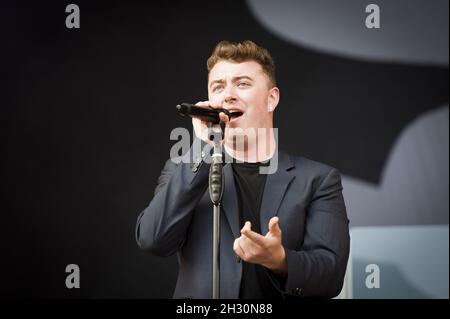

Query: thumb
[[268, 216, 281, 235]]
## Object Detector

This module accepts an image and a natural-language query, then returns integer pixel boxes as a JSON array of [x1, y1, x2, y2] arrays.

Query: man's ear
[[267, 87, 280, 112]]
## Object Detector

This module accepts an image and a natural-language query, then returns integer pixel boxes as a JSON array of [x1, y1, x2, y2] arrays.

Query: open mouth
[[229, 110, 243, 120]]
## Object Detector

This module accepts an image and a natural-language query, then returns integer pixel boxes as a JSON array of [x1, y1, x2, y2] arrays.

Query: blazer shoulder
[[283, 154, 342, 193], [287, 152, 340, 179]]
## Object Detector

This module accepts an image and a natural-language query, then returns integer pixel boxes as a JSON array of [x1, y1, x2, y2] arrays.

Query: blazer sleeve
[[282, 168, 350, 298], [135, 139, 211, 257]]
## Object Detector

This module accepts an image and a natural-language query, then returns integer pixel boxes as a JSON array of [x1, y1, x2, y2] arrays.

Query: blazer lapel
[[221, 163, 240, 239], [259, 151, 295, 234], [220, 152, 295, 238]]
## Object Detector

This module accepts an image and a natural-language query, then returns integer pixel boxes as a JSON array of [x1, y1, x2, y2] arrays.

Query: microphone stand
[[208, 121, 225, 299]]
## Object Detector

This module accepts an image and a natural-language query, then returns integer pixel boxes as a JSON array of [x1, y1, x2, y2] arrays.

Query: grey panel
[[349, 225, 449, 298]]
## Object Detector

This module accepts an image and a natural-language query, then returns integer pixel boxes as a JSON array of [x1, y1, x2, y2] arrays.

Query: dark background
[[0, 1, 447, 298]]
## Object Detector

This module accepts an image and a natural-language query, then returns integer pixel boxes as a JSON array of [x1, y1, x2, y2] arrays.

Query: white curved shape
[[342, 106, 449, 227], [247, 0, 449, 66]]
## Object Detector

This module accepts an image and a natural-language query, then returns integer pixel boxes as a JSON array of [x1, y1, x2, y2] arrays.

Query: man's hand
[[233, 216, 287, 277], [192, 101, 229, 145]]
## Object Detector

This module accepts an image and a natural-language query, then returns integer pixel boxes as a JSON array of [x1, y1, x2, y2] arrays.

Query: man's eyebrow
[[233, 75, 253, 82], [209, 79, 225, 88], [209, 76, 254, 88]]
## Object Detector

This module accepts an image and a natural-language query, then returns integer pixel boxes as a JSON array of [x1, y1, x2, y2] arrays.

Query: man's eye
[[212, 86, 223, 92], [238, 82, 250, 87]]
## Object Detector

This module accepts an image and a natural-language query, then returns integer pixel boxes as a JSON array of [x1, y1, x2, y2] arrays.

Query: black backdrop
[[1, 1, 448, 298]]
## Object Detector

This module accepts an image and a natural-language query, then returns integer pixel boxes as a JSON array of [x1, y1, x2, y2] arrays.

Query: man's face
[[208, 60, 278, 131]]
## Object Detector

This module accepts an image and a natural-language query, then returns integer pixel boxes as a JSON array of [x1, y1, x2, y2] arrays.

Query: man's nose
[[223, 86, 238, 105]]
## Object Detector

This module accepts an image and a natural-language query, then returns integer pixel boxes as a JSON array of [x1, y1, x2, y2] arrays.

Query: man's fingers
[[233, 237, 246, 259], [195, 101, 209, 107], [241, 220, 267, 246], [268, 216, 281, 235], [241, 221, 251, 233], [241, 228, 266, 246], [219, 112, 230, 124]]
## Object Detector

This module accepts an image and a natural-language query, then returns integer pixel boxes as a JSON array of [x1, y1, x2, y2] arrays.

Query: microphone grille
[[176, 103, 189, 115]]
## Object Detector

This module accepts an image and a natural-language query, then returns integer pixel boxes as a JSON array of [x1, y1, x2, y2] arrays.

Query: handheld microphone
[[176, 103, 232, 124]]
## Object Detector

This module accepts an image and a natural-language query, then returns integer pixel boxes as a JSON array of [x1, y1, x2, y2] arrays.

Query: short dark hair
[[207, 40, 276, 87]]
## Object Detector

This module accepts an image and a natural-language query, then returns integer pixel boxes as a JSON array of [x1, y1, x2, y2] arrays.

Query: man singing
[[136, 40, 350, 299]]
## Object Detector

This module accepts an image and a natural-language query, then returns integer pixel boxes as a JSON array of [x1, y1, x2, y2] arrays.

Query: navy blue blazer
[[136, 143, 350, 299]]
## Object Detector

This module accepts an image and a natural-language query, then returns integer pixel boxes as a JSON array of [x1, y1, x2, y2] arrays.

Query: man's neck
[[224, 127, 276, 163]]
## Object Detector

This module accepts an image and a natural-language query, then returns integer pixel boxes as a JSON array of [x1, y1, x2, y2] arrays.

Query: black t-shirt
[[231, 161, 282, 299]]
